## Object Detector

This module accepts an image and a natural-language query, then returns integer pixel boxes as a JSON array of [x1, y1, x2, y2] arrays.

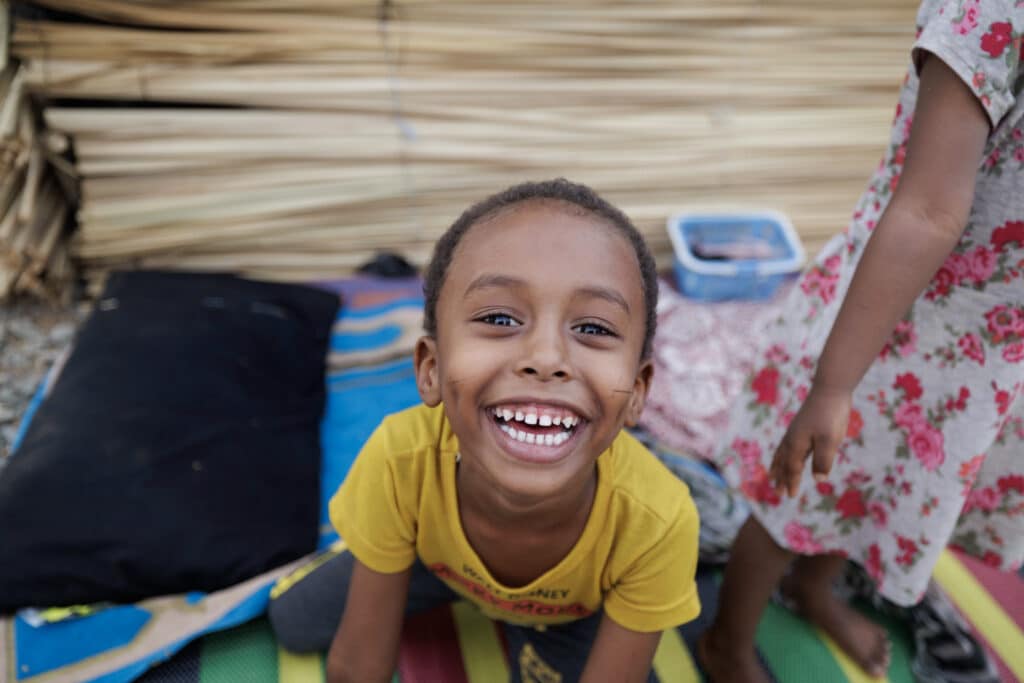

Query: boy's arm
[[579, 615, 661, 683], [326, 559, 411, 683]]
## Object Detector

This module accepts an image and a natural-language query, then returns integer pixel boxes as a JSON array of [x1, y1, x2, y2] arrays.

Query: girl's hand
[[769, 384, 852, 498]]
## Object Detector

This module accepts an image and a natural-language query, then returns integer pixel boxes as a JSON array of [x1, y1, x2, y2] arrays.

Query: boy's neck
[[456, 462, 598, 587], [456, 460, 597, 530]]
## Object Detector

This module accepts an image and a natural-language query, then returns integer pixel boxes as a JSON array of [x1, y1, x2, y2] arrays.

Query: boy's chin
[[488, 466, 594, 502]]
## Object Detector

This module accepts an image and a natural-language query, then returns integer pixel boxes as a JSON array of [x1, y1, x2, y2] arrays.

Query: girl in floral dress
[[698, 1, 1024, 681]]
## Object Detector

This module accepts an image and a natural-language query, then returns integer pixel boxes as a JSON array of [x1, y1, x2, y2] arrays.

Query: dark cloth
[[356, 252, 418, 279], [0, 270, 339, 613], [268, 547, 657, 682]]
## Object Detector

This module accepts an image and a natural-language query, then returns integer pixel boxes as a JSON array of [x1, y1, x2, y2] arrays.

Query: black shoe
[[840, 563, 999, 683], [906, 583, 999, 683]]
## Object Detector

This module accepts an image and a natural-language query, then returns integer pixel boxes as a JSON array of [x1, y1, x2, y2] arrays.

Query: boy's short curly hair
[[422, 178, 658, 360]]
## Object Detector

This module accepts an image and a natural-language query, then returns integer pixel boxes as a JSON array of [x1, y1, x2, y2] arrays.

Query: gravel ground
[[0, 300, 85, 464]]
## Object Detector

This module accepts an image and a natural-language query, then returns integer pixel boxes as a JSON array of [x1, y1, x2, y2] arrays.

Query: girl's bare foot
[[780, 576, 891, 678], [697, 628, 772, 683]]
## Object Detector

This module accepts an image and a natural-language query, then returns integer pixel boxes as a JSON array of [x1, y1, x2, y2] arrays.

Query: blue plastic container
[[666, 210, 805, 301]]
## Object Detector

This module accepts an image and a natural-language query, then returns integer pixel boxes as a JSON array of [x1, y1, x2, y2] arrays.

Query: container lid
[[666, 209, 806, 276]]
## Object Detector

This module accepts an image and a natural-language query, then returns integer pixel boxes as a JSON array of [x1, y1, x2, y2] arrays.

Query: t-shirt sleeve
[[329, 420, 418, 573], [912, 0, 1024, 128], [602, 494, 701, 633]]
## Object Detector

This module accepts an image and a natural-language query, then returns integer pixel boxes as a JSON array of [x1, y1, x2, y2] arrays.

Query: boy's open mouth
[[488, 404, 582, 447]]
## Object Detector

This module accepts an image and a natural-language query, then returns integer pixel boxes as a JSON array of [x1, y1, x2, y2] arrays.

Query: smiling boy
[[269, 179, 700, 682]]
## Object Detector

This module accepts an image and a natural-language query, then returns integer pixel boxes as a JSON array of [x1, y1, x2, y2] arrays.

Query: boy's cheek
[[603, 365, 652, 426], [599, 364, 645, 397], [438, 344, 513, 397]]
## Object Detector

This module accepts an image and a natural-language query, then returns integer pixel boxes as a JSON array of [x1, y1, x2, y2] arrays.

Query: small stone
[[37, 349, 62, 365], [0, 406, 16, 423], [7, 319, 44, 344], [48, 322, 75, 346], [5, 350, 26, 369], [17, 378, 40, 398]]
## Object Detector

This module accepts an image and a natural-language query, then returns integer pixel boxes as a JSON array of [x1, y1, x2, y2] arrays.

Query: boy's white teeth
[[491, 406, 581, 430], [499, 423, 571, 446]]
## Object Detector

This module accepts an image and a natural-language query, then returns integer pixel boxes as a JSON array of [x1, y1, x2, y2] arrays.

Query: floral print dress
[[714, 0, 1024, 606]]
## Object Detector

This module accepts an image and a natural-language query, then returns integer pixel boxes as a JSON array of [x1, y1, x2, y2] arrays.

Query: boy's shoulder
[[603, 429, 697, 526], [370, 402, 457, 459]]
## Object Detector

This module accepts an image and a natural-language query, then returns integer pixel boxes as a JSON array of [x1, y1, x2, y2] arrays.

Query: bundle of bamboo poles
[[0, 55, 77, 302], [11, 0, 920, 289]]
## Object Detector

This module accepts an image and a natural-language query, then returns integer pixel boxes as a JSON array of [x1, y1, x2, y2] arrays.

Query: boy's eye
[[478, 313, 520, 327], [574, 322, 615, 336]]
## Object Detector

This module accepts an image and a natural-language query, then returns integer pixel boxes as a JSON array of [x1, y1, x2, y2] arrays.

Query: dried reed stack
[[0, 57, 77, 302], [11, 0, 920, 289]]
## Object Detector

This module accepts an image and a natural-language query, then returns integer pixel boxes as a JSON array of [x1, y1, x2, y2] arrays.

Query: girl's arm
[[326, 559, 411, 683], [579, 616, 662, 683], [770, 54, 991, 496]]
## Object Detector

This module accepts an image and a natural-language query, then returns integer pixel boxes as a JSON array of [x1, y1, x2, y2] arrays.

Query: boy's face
[[415, 201, 653, 501]]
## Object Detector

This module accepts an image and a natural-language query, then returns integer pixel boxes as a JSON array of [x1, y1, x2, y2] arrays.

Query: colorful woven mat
[[137, 553, 1024, 683]]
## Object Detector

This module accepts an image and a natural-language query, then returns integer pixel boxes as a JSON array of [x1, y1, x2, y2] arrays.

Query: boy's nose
[[516, 324, 570, 380]]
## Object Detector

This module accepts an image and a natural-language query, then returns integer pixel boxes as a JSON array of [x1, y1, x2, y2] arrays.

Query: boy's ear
[[414, 336, 442, 406], [623, 361, 654, 427]]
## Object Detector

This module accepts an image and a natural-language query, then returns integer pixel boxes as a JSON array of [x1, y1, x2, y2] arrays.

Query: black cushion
[[0, 271, 339, 612]]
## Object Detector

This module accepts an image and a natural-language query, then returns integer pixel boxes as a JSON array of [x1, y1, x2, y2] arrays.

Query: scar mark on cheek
[[610, 371, 635, 394]]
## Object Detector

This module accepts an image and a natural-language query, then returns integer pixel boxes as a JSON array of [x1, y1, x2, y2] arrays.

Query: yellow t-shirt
[[330, 403, 701, 632]]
